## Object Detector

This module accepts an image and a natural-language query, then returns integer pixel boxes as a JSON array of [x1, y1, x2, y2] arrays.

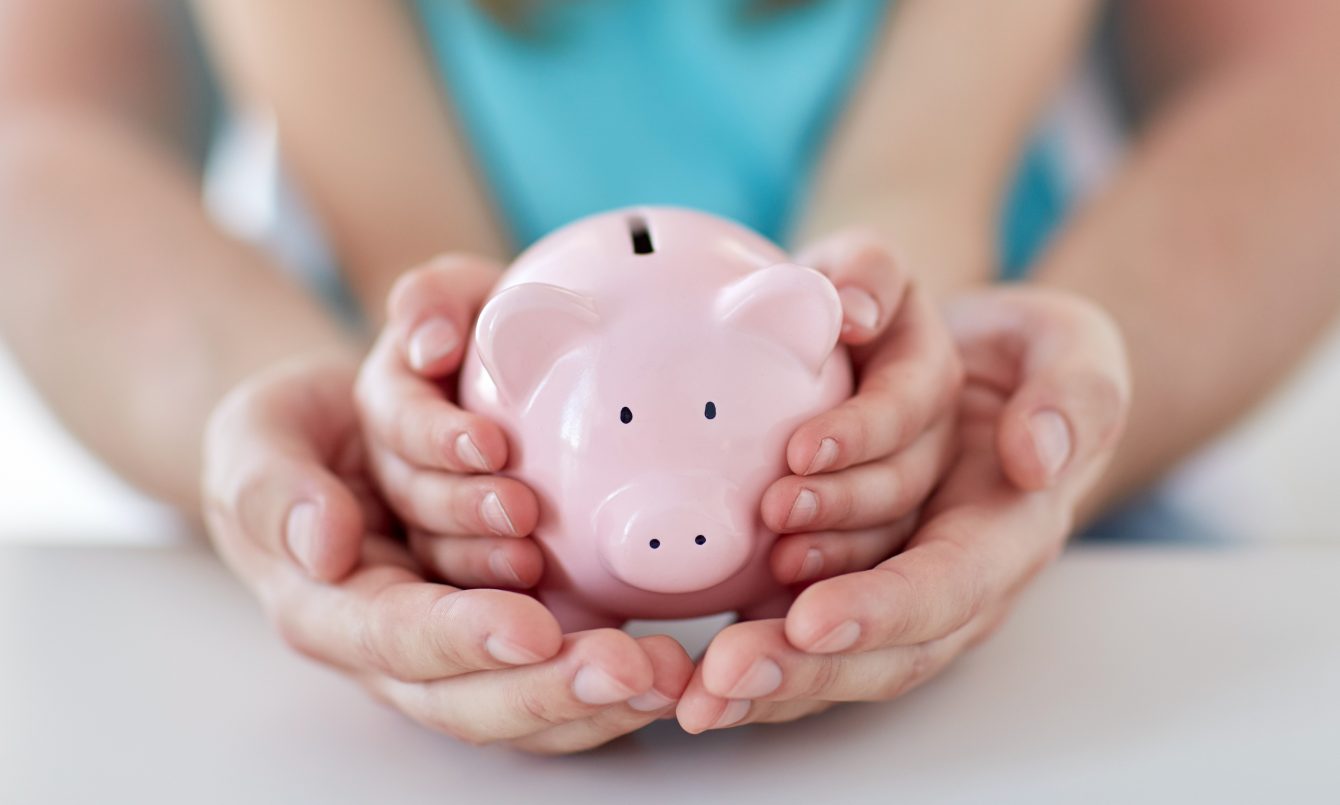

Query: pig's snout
[[595, 476, 754, 595]]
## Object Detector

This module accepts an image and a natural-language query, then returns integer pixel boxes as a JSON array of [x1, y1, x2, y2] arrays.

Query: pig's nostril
[[695, 535, 707, 545], [649, 538, 661, 549]]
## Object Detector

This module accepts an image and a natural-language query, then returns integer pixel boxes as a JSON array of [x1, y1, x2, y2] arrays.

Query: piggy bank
[[459, 207, 852, 631]]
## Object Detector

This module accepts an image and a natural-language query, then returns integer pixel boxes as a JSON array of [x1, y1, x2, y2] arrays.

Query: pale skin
[[1, 0, 1338, 750]]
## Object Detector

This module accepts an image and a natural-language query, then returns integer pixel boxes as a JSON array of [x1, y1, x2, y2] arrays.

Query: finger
[[376, 628, 655, 744], [357, 330, 511, 474], [795, 229, 910, 345], [203, 366, 366, 582], [735, 699, 831, 727], [510, 635, 694, 754], [769, 516, 917, 585], [762, 414, 954, 534], [681, 613, 987, 732], [385, 253, 503, 376], [703, 616, 977, 703], [748, 617, 990, 723], [948, 288, 1130, 490], [785, 288, 962, 476], [268, 560, 563, 681], [371, 448, 538, 537], [783, 475, 1061, 653], [409, 529, 545, 589]]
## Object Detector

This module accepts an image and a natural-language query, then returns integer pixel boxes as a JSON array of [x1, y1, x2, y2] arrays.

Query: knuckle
[[230, 471, 281, 546], [935, 535, 989, 627], [1069, 368, 1130, 448], [446, 723, 494, 746], [880, 461, 909, 514], [881, 643, 941, 699], [842, 402, 876, 459], [401, 473, 445, 529], [512, 682, 564, 728], [971, 608, 1012, 648], [265, 590, 324, 663], [394, 405, 428, 455], [905, 641, 942, 686], [358, 588, 406, 677], [425, 591, 476, 667], [423, 709, 491, 745], [850, 239, 891, 272], [274, 613, 321, 662], [200, 488, 236, 546], [387, 265, 435, 318], [869, 563, 917, 637], [804, 655, 844, 700], [826, 480, 857, 526], [940, 349, 967, 401], [369, 462, 413, 524]]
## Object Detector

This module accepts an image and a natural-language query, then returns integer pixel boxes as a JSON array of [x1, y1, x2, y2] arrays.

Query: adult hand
[[678, 286, 1130, 731], [202, 355, 692, 753]]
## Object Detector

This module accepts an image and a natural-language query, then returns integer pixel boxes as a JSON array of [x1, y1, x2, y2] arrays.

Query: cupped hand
[[678, 286, 1130, 732], [202, 355, 692, 753], [354, 254, 545, 591]]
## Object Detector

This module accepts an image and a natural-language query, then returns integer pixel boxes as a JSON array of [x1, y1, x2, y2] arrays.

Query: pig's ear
[[475, 282, 601, 405], [715, 263, 842, 374]]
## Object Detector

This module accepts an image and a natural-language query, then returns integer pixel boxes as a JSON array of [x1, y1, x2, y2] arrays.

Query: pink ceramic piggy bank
[[459, 207, 852, 631]]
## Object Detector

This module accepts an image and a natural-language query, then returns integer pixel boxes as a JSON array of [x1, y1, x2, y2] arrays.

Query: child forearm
[[796, 0, 1098, 297]]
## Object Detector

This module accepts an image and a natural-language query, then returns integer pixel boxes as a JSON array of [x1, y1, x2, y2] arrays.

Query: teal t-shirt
[[417, 0, 1064, 274]]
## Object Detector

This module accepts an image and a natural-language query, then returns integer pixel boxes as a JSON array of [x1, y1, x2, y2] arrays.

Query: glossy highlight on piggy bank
[[460, 208, 852, 631]]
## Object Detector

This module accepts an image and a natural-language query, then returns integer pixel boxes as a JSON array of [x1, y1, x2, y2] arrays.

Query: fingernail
[[727, 658, 782, 699], [480, 492, 517, 536], [454, 432, 492, 472], [785, 488, 819, 530], [838, 287, 880, 331], [627, 689, 675, 712], [709, 699, 751, 730], [1029, 409, 1073, 479], [487, 548, 524, 586], [804, 437, 839, 475], [285, 502, 320, 575], [794, 548, 824, 583], [572, 666, 634, 705], [407, 317, 459, 372], [485, 634, 545, 666], [807, 620, 861, 653]]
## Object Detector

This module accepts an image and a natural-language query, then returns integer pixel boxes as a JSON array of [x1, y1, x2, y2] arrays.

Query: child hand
[[761, 229, 963, 588], [354, 254, 544, 590], [677, 228, 965, 732]]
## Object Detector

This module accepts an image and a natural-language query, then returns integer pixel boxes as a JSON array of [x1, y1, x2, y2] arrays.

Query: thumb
[[204, 358, 368, 582], [949, 289, 1131, 492]]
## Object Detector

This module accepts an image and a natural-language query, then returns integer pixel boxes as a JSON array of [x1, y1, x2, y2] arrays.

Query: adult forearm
[[0, 110, 355, 511], [1033, 48, 1340, 520]]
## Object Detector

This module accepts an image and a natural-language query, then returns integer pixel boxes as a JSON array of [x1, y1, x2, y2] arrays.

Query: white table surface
[[2, 543, 1337, 804]]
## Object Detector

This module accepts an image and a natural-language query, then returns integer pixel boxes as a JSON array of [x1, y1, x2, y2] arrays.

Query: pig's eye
[[704, 401, 717, 420], [620, 406, 633, 424]]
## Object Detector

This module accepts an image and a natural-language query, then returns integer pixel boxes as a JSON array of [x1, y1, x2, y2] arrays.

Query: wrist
[[792, 191, 996, 301]]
